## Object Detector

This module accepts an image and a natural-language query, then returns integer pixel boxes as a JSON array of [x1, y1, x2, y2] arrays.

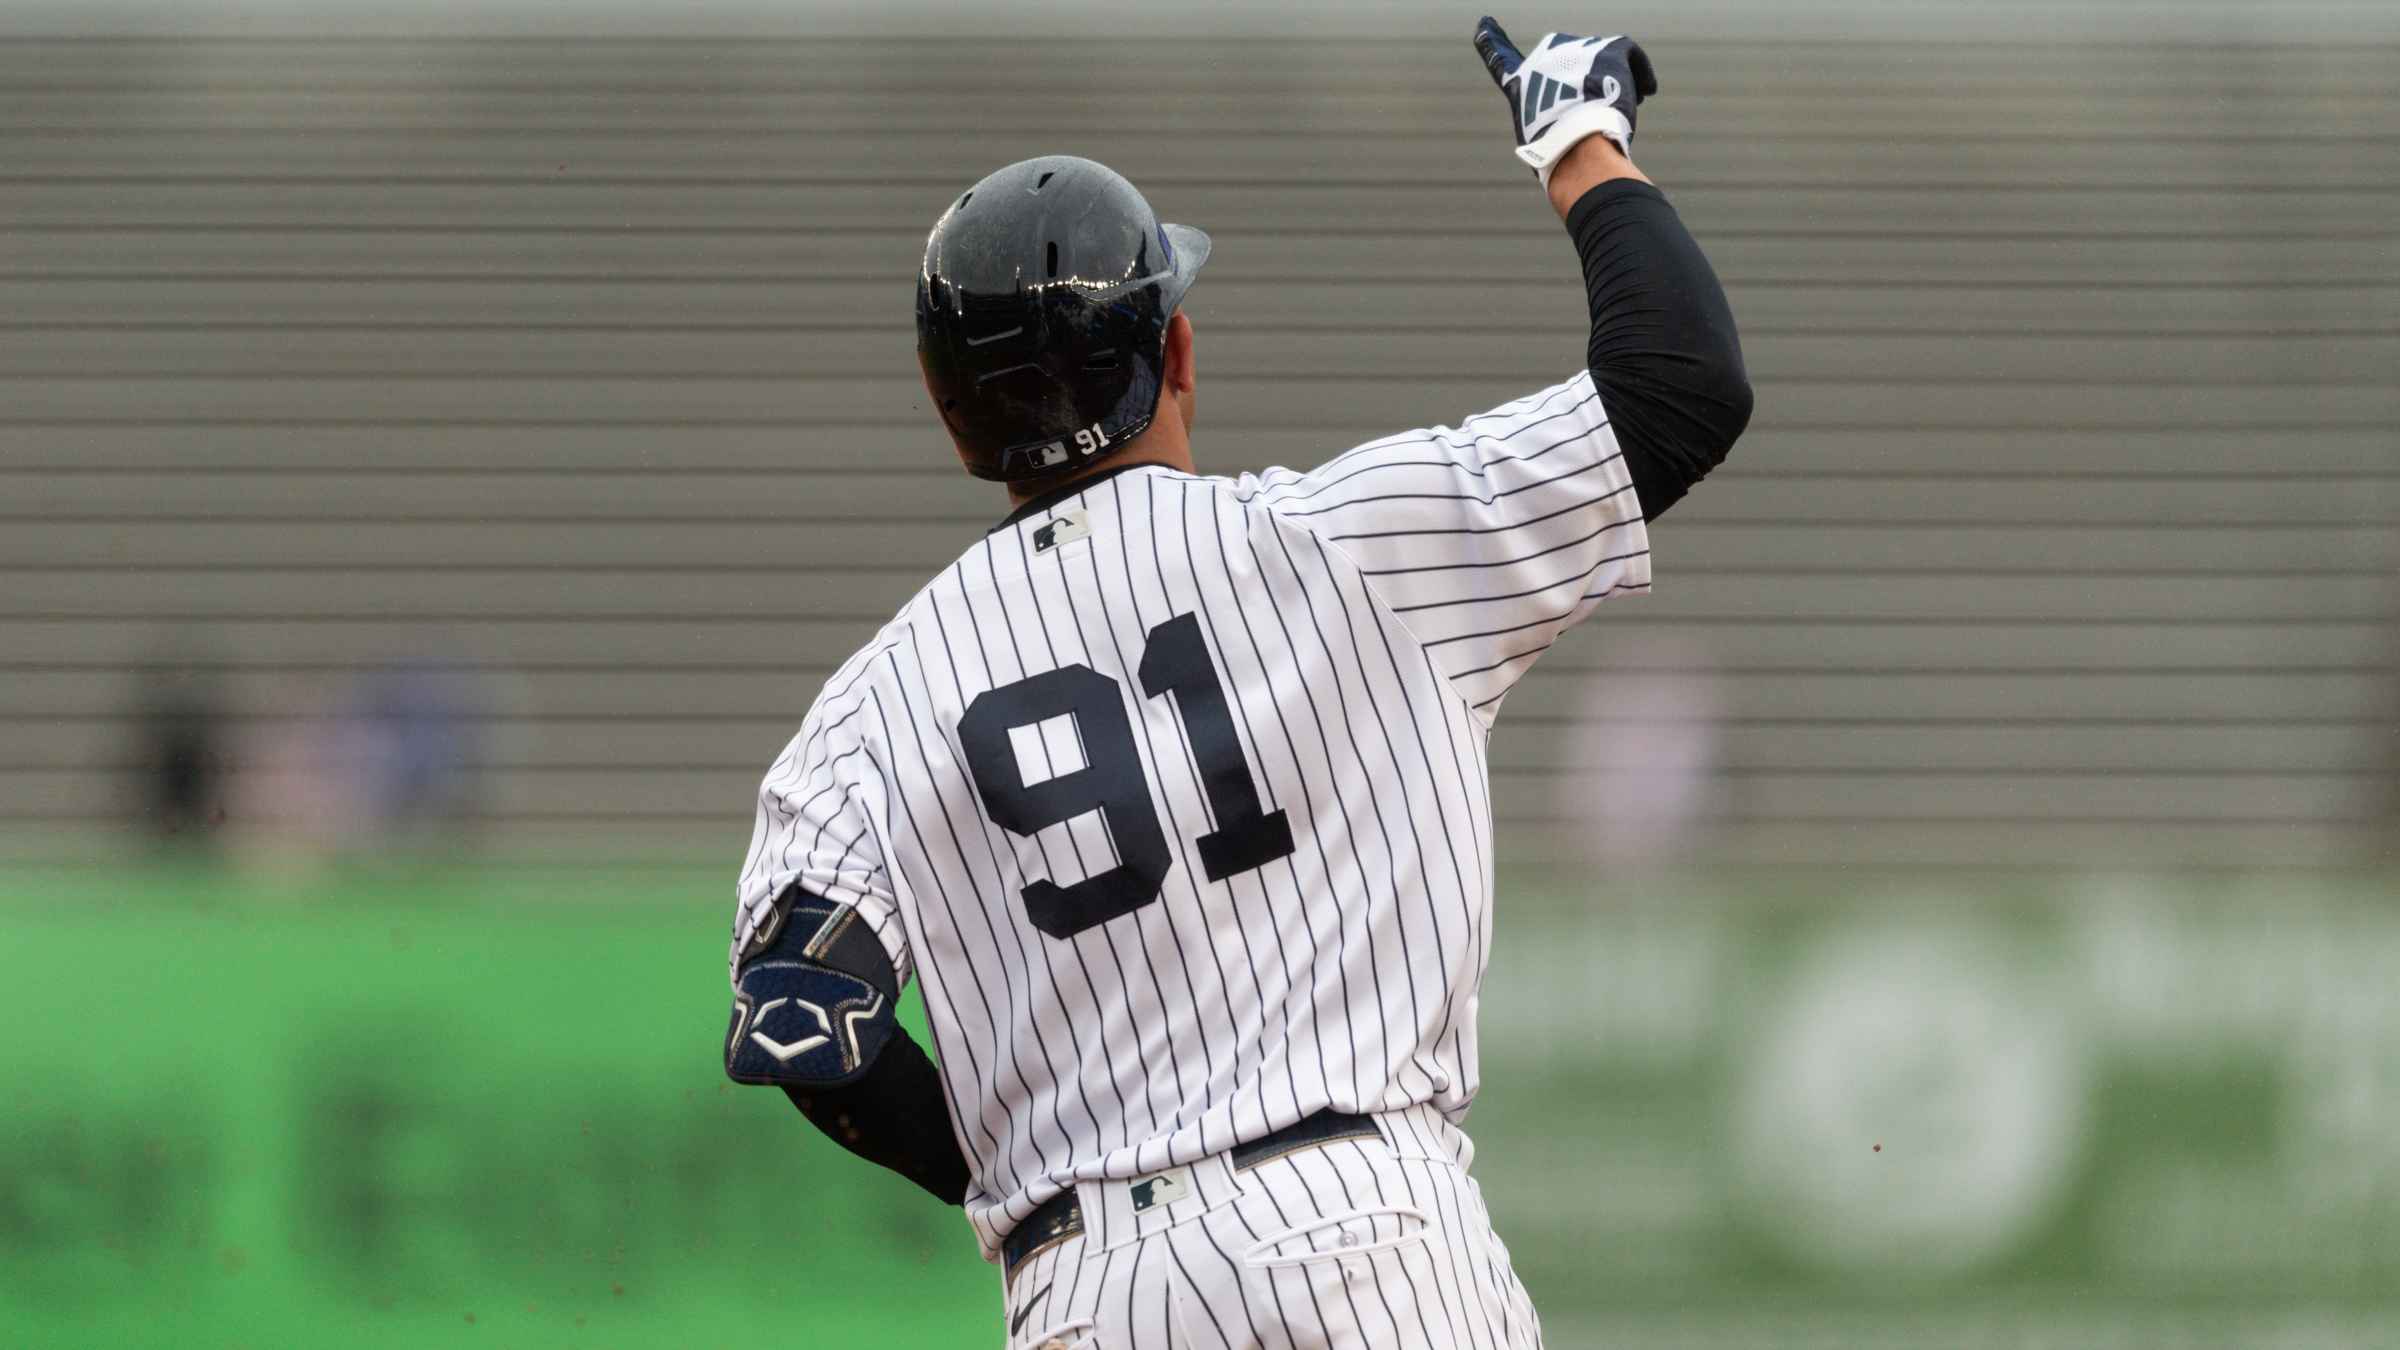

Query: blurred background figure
[[335, 661, 491, 847], [129, 652, 228, 849], [227, 661, 498, 869], [1562, 634, 1727, 870]]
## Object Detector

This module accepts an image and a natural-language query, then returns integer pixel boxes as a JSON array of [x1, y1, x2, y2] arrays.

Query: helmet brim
[[1160, 222, 1212, 308]]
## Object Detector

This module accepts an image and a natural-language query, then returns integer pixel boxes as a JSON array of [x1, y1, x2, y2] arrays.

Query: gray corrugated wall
[[3, 27, 2395, 866]]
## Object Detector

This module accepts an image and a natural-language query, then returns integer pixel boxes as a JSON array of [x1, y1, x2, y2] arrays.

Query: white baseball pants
[[1000, 1106, 1543, 1350]]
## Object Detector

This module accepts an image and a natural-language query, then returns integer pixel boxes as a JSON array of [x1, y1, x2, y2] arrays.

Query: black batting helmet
[[915, 156, 1210, 483]]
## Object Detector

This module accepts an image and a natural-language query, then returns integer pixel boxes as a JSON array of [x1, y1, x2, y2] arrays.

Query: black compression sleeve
[[1565, 178, 1753, 520], [781, 1028, 971, 1206]]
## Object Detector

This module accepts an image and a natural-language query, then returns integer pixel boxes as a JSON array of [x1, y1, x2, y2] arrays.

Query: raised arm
[[1247, 21, 1751, 720], [1547, 136, 1751, 519], [1480, 15, 1752, 518]]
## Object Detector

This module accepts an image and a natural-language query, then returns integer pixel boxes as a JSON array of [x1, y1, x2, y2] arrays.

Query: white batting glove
[[1472, 16, 1658, 190]]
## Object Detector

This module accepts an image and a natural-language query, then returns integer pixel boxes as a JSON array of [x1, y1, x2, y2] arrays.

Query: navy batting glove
[[1473, 17, 1657, 188]]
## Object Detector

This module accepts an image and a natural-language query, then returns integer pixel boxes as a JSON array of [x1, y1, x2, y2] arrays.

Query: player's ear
[[1163, 310, 1195, 398], [1163, 310, 1196, 433]]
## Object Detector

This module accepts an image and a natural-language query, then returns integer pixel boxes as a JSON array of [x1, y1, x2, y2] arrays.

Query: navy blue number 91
[[957, 613, 1295, 939]]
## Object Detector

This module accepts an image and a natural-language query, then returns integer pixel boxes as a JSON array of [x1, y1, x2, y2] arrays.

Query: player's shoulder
[[796, 607, 918, 737], [1094, 467, 1364, 567], [1132, 464, 1318, 527]]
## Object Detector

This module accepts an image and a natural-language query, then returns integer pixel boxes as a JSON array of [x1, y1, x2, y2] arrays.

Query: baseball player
[[723, 18, 1750, 1348]]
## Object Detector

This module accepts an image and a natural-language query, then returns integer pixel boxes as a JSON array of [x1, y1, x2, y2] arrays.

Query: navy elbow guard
[[726, 883, 972, 1206], [726, 887, 902, 1089]]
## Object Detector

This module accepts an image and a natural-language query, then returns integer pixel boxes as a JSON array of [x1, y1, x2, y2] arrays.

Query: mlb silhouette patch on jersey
[[1032, 508, 1091, 553]]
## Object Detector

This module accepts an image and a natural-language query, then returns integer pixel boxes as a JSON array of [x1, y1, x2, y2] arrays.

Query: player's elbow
[[1697, 350, 1753, 465], [1597, 343, 1751, 521], [1587, 317, 1751, 475], [1676, 294, 1754, 455], [1595, 338, 1752, 460], [1676, 316, 1755, 473]]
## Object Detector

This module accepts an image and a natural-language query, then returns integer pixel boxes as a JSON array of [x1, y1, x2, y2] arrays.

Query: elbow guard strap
[[726, 884, 901, 1089]]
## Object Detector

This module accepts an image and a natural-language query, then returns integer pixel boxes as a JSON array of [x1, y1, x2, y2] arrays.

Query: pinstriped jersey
[[731, 371, 1649, 1258]]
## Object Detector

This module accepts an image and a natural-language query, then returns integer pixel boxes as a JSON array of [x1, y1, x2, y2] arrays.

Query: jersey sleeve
[[1244, 372, 1651, 722], [730, 693, 910, 989]]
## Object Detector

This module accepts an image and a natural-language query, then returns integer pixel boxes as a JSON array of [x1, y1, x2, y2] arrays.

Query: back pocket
[[1241, 1204, 1432, 1270]]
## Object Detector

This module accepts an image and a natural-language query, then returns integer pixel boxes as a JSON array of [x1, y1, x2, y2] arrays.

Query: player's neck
[[1004, 424, 1195, 510]]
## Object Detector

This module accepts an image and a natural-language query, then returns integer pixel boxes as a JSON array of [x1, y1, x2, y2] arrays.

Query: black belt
[[1002, 1109, 1379, 1278]]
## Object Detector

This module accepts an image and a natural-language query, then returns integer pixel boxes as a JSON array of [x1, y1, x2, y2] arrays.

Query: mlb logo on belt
[[1127, 1166, 1191, 1214]]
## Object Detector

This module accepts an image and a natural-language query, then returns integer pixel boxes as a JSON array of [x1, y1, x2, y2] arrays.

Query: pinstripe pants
[[1001, 1106, 1543, 1350]]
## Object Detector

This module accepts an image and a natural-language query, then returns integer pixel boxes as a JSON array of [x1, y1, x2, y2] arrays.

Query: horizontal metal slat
[[1492, 721, 2388, 774], [1, 274, 2392, 340], [17, 714, 2383, 777], [2, 766, 2378, 830], [1492, 669, 2397, 722], [3, 375, 2391, 428], [5, 570, 2385, 623], [5, 466, 2396, 524], [1514, 819, 2382, 868], [3, 520, 2387, 574], [7, 427, 2393, 479], [1491, 771, 2371, 823], [1, 36, 2387, 87], [4, 328, 2392, 386], [3, 89, 2389, 139], [5, 128, 2391, 188], [2, 224, 2384, 290], [5, 666, 2388, 722], [4, 618, 2384, 675]]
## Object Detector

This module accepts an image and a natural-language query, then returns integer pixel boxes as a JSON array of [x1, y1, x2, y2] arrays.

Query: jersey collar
[[987, 462, 1156, 536]]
